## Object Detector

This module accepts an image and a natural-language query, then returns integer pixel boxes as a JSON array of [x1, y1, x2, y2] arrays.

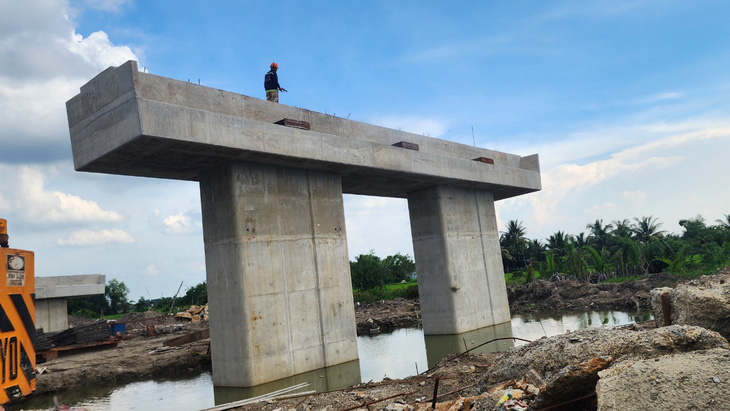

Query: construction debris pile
[[119, 308, 209, 336], [474, 325, 729, 410], [35, 320, 112, 351], [175, 304, 209, 322], [228, 272, 730, 411]]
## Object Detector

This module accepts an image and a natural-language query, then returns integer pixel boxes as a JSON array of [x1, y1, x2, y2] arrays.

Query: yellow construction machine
[[0, 219, 36, 403]]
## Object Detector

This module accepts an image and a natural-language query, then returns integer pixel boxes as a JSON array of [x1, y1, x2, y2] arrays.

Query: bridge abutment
[[200, 162, 358, 387]]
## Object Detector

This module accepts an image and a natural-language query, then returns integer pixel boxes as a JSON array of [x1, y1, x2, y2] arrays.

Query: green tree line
[[500, 214, 730, 283], [68, 280, 209, 318], [349, 251, 418, 303], [69, 212, 730, 317]]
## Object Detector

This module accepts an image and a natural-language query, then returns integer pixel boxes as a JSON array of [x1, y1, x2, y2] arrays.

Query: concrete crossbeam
[[66, 61, 540, 200], [35, 274, 106, 332]]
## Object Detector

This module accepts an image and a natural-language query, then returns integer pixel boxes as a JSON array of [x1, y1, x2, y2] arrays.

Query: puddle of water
[[15, 309, 652, 410]]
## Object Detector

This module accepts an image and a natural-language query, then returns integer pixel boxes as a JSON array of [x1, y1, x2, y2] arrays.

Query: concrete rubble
[[474, 325, 729, 410], [596, 348, 730, 410], [326, 324, 730, 411], [651, 269, 730, 340], [480, 325, 728, 385]]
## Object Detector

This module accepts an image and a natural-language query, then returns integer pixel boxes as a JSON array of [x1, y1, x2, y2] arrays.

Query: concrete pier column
[[200, 162, 358, 387], [407, 185, 510, 335]]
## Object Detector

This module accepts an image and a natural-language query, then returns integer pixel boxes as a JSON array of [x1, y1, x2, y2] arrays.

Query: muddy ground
[[18, 273, 689, 409]]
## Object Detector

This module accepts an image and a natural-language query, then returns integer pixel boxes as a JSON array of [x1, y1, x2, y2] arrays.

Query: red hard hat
[[270, 62, 278, 68]]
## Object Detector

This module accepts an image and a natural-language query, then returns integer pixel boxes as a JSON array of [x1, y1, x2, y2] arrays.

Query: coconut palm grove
[[499, 214, 730, 284]]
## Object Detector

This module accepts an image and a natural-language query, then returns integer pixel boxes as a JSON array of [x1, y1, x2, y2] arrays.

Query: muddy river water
[[17, 310, 652, 411]]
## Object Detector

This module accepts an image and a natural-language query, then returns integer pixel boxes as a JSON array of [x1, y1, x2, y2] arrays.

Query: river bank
[[19, 272, 710, 409], [355, 273, 681, 335]]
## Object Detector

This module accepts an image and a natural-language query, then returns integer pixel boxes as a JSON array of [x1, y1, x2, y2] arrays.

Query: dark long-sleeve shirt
[[264, 70, 280, 91]]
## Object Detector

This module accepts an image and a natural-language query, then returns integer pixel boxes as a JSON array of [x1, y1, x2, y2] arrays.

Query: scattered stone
[[596, 348, 730, 410]]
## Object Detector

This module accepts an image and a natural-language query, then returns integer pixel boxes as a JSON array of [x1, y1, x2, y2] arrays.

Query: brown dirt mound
[[508, 273, 682, 313]]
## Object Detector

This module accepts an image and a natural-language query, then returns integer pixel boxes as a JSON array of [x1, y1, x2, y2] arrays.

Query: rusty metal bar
[[431, 377, 440, 409], [661, 293, 672, 326]]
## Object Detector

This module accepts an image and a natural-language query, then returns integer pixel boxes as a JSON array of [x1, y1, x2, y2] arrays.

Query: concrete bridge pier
[[408, 186, 510, 335], [199, 161, 358, 387], [66, 60, 541, 388]]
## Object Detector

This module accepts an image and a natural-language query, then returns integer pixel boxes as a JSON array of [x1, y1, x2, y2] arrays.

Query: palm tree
[[633, 216, 666, 243], [611, 219, 634, 239], [547, 231, 571, 258], [526, 239, 546, 263], [614, 236, 641, 277], [587, 219, 613, 250], [500, 220, 529, 272], [563, 239, 588, 282], [632, 216, 668, 274], [574, 232, 588, 247], [716, 214, 730, 230]]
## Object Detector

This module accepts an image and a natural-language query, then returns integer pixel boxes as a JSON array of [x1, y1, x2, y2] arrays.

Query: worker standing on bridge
[[264, 62, 287, 103]]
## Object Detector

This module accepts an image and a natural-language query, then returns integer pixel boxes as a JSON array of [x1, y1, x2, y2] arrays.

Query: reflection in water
[[510, 310, 653, 344], [424, 321, 514, 368], [357, 327, 427, 381], [17, 371, 215, 411], [18, 310, 652, 410], [214, 360, 360, 405]]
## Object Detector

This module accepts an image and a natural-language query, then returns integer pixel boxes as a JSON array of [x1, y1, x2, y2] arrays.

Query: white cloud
[[12, 166, 123, 224], [58, 228, 134, 246], [497, 121, 730, 240], [149, 209, 200, 235], [635, 92, 684, 104], [0, 0, 139, 162], [344, 195, 413, 258], [145, 264, 159, 276], [163, 212, 194, 235], [67, 31, 136, 70]]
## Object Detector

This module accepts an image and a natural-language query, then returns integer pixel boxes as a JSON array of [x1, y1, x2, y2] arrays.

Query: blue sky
[[1, 0, 729, 300]]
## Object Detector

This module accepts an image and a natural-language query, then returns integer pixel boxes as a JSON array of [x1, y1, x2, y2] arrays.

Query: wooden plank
[[163, 328, 210, 347]]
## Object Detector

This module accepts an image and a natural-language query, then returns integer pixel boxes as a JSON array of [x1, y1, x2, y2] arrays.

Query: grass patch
[[384, 281, 418, 291], [354, 283, 419, 303]]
